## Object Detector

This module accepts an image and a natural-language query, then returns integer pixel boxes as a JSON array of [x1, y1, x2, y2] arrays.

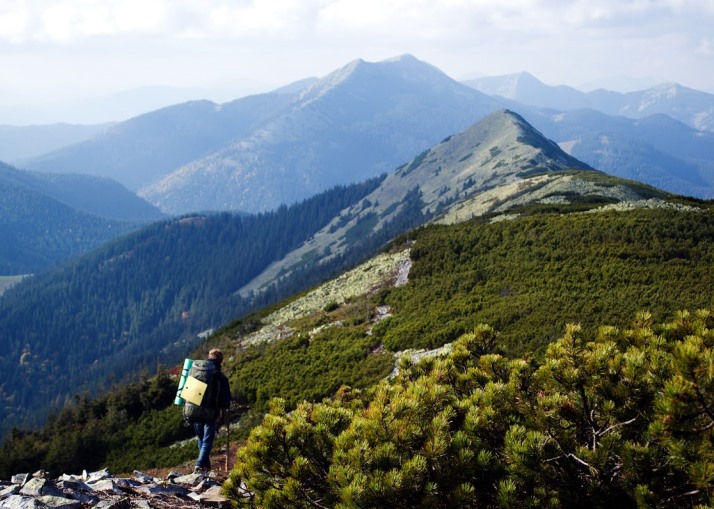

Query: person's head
[[208, 348, 223, 369]]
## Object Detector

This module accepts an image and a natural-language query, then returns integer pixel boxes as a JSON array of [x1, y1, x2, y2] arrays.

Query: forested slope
[[0, 176, 383, 432], [0, 173, 139, 274], [224, 206, 714, 415], [2, 204, 711, 486], [375, 207, 714, 355]]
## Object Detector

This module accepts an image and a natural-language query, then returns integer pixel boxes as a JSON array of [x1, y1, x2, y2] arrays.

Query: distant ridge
[[20, 57, 714, 215], [465, 72, 714, 131], [24, 55, 501, 215], [0, 122, 112, 162], [0, 162, 152, 274], [0, 162, 164, 221], [464, 72, 588, 111], [139, 54, 501, 214], [23, 95, 295, 192], [518, 107, 714, 199]]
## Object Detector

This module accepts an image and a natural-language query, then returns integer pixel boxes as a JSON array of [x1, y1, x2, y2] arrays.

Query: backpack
[[182, 360, 221, 423]]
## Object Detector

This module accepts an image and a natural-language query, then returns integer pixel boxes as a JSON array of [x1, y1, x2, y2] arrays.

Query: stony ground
[[0, 467, 231, 508], [1, 428, 244, 508]]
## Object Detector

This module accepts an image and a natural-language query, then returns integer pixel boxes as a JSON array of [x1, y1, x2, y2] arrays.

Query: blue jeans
[[193, 421, 217, 469]]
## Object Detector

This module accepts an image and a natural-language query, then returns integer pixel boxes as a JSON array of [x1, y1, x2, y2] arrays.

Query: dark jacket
[[213, 368, 232, 413]]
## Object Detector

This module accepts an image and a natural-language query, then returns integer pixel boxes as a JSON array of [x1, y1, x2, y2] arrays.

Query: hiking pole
[[225, 418, 230, 474]]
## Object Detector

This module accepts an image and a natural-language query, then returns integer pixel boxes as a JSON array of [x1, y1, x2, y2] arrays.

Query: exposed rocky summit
[[0, 468, 230, 508]]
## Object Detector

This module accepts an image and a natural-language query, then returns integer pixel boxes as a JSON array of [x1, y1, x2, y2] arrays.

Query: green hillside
[[1, 108, 712, 505], [0, 110, 672, 438], [2, 204, 712, 495], [375, 207, 714, 356], [222, 205, 713, 508], [223, 206, 713, 413], [0, 177, 383, 432], [228, 308, 714, 508]]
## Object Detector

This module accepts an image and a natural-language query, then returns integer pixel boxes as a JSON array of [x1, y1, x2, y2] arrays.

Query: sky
[[1, 0, 713, 123]]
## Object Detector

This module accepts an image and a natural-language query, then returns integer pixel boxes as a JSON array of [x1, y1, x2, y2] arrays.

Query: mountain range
[[0, 109, 700, 436], [462, 72, 714, 198], [0, 123, 112, 163], [1, 53, 713, 287], [21, 94, 297, 194], [14, 55, 714, 221], [464, 71, 714, 131], [237, 109, 599, 297], [23, 55, 501, 214], [138, 56, 501, 214], [520, 108, 714, 199]]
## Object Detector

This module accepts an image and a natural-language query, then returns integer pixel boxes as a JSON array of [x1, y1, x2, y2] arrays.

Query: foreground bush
[[225, 310, 714, 508]]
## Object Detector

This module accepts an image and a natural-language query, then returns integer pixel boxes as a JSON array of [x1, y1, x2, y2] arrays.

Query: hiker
[[189, 348, 232, 474]]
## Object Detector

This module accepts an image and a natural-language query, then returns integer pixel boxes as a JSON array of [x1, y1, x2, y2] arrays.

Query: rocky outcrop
[[0, 468, 230, 509]]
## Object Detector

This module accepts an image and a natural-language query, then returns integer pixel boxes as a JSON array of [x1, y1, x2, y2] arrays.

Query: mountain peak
[[380, 53, 439, 72], [383, 53, 420, 64], [507, 71, 540, 83], [464, 71, 549, 98], [428, 109, 589, 175], [297, 54, 457, 104], [512, 71, 545, 88], [238, 109, 649, 298], [637, 82, 686, 103], [648, 81, 681, 91]]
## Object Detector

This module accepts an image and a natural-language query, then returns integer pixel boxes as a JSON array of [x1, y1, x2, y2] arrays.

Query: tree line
[[0, 175, 385, 434]]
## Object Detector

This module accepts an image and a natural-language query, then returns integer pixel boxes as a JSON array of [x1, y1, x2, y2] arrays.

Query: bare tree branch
[[598, 416, 638, 437]]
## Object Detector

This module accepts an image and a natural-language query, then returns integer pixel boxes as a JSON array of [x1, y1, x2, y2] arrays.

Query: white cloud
[[0, 0, 713, 104], [0, 3, 29, 43], [112, 0, 170, 32], [316, 0, 533, 34], [0, 0, 330, 43], [0, 0, 180, 43], [1, 0, 712, 43], [204, 0, 324, 38], [697, 37, 713, 57]]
